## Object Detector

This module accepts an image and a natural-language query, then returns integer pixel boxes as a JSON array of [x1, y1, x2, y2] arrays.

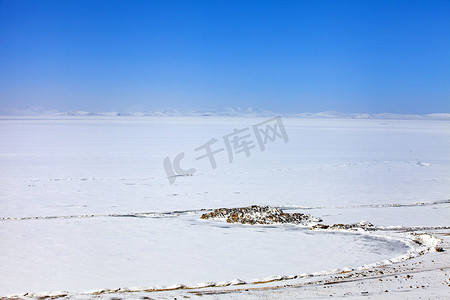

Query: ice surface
[[1, 117, 449, 217], [0, 215, 411, 295], [0, 116, 449, 295]]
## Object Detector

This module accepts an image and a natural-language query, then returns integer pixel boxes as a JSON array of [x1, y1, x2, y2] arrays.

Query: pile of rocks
[[310, 220, 375, 231], [201, 205, 322, 225]]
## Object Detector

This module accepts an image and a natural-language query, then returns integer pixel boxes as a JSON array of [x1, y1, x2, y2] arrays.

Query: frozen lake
[[0, 116, 449, 296]]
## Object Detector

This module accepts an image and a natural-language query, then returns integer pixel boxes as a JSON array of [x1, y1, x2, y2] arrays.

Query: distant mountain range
[[1, 106, 449, 120]]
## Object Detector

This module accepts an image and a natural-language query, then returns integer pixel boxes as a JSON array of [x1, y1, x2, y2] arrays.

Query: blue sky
[[0, 0, 449, 114]]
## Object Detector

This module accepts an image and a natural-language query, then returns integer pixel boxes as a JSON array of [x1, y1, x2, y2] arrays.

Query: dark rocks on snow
[[310, 220, 375, 231], [200, 205, 322, 225]]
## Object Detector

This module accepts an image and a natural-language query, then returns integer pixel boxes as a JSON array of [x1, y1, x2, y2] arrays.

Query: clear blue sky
[[0, 0, 449, 114]]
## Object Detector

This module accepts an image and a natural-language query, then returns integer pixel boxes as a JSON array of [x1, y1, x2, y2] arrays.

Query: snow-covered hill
[[1, 106, 449, 120]]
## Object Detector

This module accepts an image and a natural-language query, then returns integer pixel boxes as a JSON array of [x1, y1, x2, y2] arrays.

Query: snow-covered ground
[[0, 116, 449, 297]]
